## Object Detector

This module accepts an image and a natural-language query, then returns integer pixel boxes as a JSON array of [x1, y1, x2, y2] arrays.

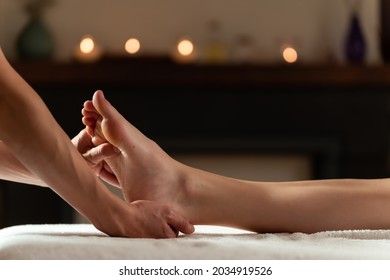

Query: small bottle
[[203, 20, 228, 64], [232, 35, 255, 64], [345, 13, 366, 64]]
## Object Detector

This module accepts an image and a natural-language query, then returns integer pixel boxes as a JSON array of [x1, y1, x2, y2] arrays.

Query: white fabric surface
[[2, 224, 390, 259]]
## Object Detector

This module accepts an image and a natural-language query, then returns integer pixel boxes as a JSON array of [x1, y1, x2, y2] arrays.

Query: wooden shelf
[[11, 58, 390, 90]]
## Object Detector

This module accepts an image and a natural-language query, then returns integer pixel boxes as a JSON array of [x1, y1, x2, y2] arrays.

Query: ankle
[[168, 161, 196, 215], [174, 162, 212, 224]]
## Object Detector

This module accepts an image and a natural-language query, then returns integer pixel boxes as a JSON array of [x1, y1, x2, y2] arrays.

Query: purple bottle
[[345, 13, 366, 63]]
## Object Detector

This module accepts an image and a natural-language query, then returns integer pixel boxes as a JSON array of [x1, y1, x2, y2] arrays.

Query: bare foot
[[82, 91, 269, 230], [82, 90, 189, 213]]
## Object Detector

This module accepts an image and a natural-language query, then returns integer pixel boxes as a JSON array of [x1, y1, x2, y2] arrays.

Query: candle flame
[[125, 38, 141, 54], [282, 46, 298, 64], [177, 39, 194, 56], [80, 36, 95, 54]]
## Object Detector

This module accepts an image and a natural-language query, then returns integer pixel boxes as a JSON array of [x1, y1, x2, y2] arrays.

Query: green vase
[[16, 17, 54, 60]]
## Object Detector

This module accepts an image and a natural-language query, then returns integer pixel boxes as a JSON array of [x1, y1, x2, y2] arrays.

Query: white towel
[[1, 224, 390, 259]]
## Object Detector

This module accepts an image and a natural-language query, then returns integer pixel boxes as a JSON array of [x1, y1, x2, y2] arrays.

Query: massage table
[[1, 224, 390, 259]]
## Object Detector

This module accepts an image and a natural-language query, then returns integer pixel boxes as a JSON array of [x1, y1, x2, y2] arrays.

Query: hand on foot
[[81, 90, 187, 212], [72, 128, 120, 186]]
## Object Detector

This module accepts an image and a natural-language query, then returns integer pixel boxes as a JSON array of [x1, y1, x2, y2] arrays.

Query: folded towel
[[1, 224, 390, 259]]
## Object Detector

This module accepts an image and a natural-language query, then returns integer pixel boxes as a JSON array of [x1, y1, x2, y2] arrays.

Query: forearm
[[0, 92, 112, 224], [0, 49, 113, 225], [0, 141, 46, 186]]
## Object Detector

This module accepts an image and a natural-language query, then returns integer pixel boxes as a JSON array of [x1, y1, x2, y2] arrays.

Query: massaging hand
[[72, 129, 195, 238], [72, 129, 120, 186], [98, 199, 195, 238]]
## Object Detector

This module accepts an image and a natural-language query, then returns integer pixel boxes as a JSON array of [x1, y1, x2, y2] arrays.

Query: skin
[[0, 48, 194, 238], [82, 90, 390, 233], [0, 129, 118, 187]]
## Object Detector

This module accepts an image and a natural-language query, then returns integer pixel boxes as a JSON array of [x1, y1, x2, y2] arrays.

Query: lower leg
[[174, 163, 390, 232], [83, 91, 390, 232], [270, 179, 390, 232]]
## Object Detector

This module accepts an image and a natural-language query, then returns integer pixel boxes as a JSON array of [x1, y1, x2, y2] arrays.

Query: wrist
[[85, 184, 134, 237]]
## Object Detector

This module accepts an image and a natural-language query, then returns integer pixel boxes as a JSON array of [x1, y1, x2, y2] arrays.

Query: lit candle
[[281, 45, 298, 64], [125, 38, 141, 55], [74, 35, 103, 63], [172, 38, 196, 63], [178, 39, 194, 56]]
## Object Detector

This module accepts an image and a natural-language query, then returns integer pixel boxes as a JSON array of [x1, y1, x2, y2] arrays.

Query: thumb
[[167, 211, 195, 235], [83, 143, 120, 164]]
